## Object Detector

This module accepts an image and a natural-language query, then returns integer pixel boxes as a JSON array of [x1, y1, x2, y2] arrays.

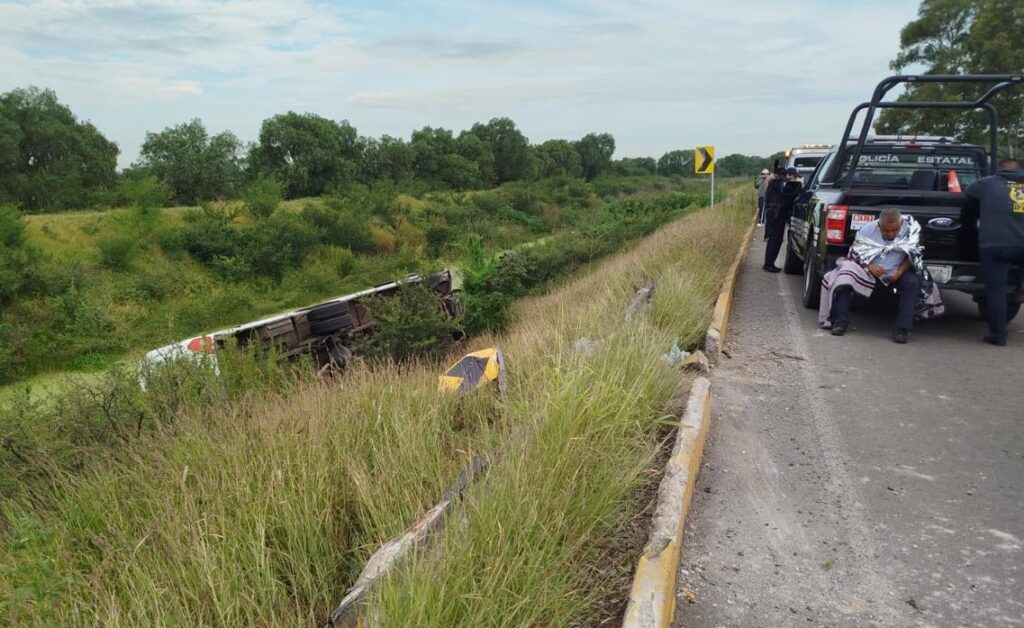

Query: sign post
[[695, 145, 715, 207]]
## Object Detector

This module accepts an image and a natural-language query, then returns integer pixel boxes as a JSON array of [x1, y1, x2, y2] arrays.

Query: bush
[[153, 224, 184, 254], [459, 289, 512, 337], [503, 185, 541, 214], [425, 223, 455, 258], [361, 283, 460, 361], [0, 204, 25, 248], [0, 205, 28, 304], [180, 205, 243, 265], [121, 175, 172, 217], [490, 250, 532, 295], [371, 225, 396, 254], [242, 212, 319, 279], [471, 190, 509, 215], [300, 202, 376, 254], [319, 245, 356, 276], [241, 176, 283, 219], [96, 233, 138, 270]]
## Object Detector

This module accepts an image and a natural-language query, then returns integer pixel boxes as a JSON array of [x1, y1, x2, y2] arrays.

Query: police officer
[[763, 166, 802, 273], [964, 158, 1024, 346]]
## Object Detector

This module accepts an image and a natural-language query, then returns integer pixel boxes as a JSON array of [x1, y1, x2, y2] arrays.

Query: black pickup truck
[[785, 74, 1024, 321]]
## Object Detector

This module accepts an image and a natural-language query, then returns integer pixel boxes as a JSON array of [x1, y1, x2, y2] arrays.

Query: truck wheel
[[975, 298, 1021, 323], [783, 238, 803, 275], [801, 244, 821, 309], [306, 301, 351, 322], [310, 314, 354, 336]]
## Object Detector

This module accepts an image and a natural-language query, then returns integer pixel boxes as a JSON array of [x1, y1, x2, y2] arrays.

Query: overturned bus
[[141, 270, 463, 377]]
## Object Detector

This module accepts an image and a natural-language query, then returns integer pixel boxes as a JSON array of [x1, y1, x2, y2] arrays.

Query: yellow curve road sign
[[695, 146, 714, 174]]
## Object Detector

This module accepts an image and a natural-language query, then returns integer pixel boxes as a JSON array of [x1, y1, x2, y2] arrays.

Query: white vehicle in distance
[[785, 144, 834, 183]]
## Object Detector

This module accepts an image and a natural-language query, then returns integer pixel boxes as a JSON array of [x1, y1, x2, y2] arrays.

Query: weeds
[[0, 186, 753, 626]]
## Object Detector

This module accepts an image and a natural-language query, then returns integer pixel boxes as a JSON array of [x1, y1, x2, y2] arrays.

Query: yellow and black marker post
[[694, 145, 715, 207]]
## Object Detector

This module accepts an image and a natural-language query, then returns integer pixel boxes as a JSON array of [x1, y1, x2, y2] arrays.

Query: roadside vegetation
[[0, 175, 710, 385], [0, 188, 752, 625]]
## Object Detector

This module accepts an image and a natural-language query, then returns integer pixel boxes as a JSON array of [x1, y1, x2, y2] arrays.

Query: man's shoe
[[830, 323, 848, 336], [892, 328, 910, 344], [983, 335, 1007, 346], [763, 265, 781, 273]]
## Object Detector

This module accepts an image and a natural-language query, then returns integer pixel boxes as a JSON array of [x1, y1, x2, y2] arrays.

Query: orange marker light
[[187, 336, 216, 353]]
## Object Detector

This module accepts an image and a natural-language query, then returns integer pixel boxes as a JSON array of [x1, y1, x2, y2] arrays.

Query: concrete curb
[[704, 220, 757, 364], [623, 212, 755, 628], [622, 377, 712, 628]]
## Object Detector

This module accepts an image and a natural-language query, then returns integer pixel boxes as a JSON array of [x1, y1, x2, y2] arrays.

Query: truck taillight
[[825, 204, 849, 244], [187, 336, 216, 353]]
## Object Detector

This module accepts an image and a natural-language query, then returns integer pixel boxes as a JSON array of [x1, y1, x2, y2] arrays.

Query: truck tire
[[783, 237, 803, 275], [802, 243, 821, 309], [310, 314, 354, 336], [975, 298, 1021, 323], [306, 302, 350, 322]]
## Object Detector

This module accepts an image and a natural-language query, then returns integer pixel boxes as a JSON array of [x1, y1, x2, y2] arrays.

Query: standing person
[[755, 168, 771, 225], [763, 167, 801, 272], [964, 158, 1024, 346]]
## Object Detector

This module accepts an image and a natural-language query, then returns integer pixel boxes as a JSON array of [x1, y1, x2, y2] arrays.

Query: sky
[[0, 0, 923, 169]]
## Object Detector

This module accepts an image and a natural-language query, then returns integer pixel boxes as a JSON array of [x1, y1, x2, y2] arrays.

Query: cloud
[[0, 0, 923, 167], [369, 34, 526, 60]]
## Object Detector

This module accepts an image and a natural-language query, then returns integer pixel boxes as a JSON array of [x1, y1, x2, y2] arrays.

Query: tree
[[134, 119, 243, 205], [0, 204, 28, 304], [466, 117, 533, 183], [574, 133, 616, 180], [716, 154, 773, 177], [0, 87, 118, 212], [877, 0, 1024, 155], [240, 176, 283, 219], [410, 126, 473, 188], [534, 140, 582, 178], [120, 175, 173, 217], [249, 112, 361, 198], [358, 135, 414, 184], [611, 157, 657, 176], [454, 133, 496, 187], [657, 150, 691, 176]]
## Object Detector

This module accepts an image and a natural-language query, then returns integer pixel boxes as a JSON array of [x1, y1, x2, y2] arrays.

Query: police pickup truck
[[784, 74, 1024, 321]]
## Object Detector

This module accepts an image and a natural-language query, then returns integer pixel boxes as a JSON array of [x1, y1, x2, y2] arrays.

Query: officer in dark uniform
[[763, 166, 802, 272], [964, 158, 1024, 346]]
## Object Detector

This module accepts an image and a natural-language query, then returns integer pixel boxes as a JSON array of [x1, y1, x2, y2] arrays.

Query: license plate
[[850, 213, 874, 230], [928, 264, 952, 283]]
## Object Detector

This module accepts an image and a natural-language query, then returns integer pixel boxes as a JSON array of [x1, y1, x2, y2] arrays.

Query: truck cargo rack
[[832, 74, 1024, 187]]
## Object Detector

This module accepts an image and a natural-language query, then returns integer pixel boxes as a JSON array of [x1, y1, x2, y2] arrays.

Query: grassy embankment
[[1, 175, 698, 392], [0, 187, 753, 625]]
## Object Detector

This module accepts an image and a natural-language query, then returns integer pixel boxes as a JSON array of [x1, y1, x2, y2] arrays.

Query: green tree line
[[1, 86, 771, 213], [876, 0, 1024, 156]]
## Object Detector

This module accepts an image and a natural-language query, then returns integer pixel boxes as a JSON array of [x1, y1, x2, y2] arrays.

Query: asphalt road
[[675, 232, 1023, 627]]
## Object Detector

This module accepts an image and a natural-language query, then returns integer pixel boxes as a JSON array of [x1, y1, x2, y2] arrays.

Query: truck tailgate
[[841, 191, 977, 263]]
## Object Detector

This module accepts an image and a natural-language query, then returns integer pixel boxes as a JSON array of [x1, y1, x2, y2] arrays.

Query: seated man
[[818, 208, 944, 344]]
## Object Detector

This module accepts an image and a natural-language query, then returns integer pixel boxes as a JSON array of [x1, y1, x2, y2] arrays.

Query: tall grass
[[372, 189, 753, 626], [0, 189, 753, 626]]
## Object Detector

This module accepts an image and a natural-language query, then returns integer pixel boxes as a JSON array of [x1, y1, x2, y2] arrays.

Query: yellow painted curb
[[622, 378, 712, 628], [704, 215, 757, 362], [623, 208, 756, 628]]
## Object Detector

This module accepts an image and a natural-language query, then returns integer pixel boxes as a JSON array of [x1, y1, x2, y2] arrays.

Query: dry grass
[[0, 189, 754, 626]]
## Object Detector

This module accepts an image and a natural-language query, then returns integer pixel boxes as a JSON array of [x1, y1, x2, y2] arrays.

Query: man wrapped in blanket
[[819, 208, 944, 344]]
